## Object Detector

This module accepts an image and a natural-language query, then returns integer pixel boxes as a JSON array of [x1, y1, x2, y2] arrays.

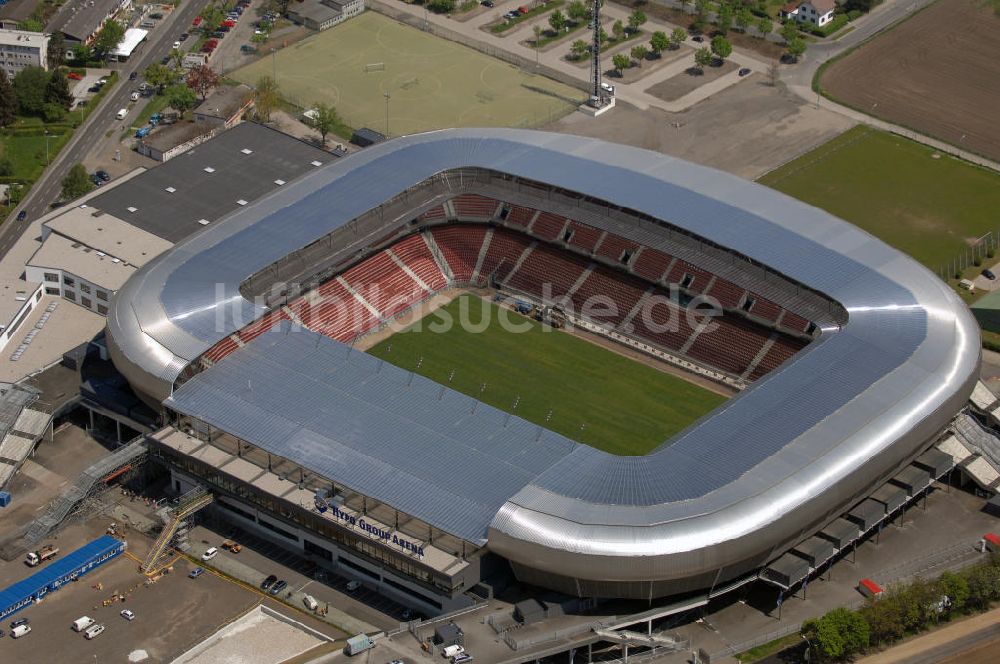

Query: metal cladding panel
[[109, 129, 981, 593]]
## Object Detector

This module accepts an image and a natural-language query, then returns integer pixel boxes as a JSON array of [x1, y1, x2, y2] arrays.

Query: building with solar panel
[[106, 129, 979, 614]]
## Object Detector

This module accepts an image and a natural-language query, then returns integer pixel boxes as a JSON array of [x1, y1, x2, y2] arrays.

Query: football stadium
[[106, 129, 979, 613]]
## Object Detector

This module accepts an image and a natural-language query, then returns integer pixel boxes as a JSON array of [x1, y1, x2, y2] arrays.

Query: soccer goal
[[363, 62, 386, 73]]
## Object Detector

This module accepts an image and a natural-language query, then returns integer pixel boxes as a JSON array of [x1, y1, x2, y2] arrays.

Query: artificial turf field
[[232, 12, 584, 136], [758, 126, 1000, 271], [366, 295, 726, 456]]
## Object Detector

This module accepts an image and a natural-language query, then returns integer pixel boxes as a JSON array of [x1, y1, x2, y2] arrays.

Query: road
[[0, 0, 212, 263]]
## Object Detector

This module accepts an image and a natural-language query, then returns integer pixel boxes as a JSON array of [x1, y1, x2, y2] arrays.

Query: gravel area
[[172, 606, 324, 664]]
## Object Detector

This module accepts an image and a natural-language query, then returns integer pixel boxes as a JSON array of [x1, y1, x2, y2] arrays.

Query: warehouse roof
[[89, 122, 334, 243]]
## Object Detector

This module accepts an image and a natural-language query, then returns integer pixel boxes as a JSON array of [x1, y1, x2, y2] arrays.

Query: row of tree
[[0, 66, 75, 126], [675, 0, 807, 60], [801, 553, 1000, 661]]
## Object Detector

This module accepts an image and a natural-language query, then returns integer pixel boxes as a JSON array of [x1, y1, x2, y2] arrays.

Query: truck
[[25, 545, 59, 567], [344, 633, 374, 656]]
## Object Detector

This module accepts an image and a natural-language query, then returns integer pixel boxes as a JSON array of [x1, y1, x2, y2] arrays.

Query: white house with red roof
[[780, 0, 836, 26]]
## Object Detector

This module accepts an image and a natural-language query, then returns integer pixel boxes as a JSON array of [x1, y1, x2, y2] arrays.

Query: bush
[[975, 257, 983, 267], [988, 248, 995, 259], [427, 0, 456, 12], [810, 13, 849, 37], [847, 9, 863, 20]]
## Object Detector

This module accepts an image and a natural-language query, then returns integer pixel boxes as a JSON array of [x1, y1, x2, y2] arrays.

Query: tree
[[165, 84, 197, 115], [45, 71, 73, 110], [694, 47, 712, 72], [93, 20, 125, 61], [61, 163, 94, 200], [570, 39, 590, 60], [938, 571, 969, 614], [71, 43, 91, 63], [12, 66, 49, 116], [549, 9, 567, 33], [711, 36, 732, 61], [171, 48, 186, 70], [567, 0, 589, 22], [42, 102, 65, 122], [186, 64, 220, 101], [0, 70, 16, 127], [670, 26, 687, 49], [199, 5, 226, 33], [48, 32, 66, 68], [253, 75, 280, 122], [612, 19, 625, 41], [599, 27, 609, 45], [612, 52, 631, 76], [144, 63, 175, 93], [716, 3, 733, 34], [786, 35, 806, 60], [427, 0, 456, 12], [735, 6, 753, 32], [860, 595, 905, 648], [312, 103, 341, 147], [781, 19, 800, 42], [804, 607, 869, 662], [758, 17, 774, 39], [631, 44, 648, 66], [649, 30, 670, 55], [693, 0, 711, 32], [628, 9, 647, 33]]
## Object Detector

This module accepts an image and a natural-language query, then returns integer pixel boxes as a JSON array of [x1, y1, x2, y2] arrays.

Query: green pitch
[[367, 295, 726, 456], [232, 12, 584, 136], [758, 126, 1000, 271]]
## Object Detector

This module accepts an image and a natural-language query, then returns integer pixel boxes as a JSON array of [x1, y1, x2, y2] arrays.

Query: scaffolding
[[141, 485, 213, 575]]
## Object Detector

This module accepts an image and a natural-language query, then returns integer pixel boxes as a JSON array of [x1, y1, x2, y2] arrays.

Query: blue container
[[0, 491, 10, 507]]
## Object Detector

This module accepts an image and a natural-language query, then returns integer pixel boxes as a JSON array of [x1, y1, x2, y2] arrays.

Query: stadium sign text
[[328, 504, 425, 556]]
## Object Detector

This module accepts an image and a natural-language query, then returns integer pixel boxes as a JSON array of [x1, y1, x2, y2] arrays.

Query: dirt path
[[857, 606, 1000, 664]]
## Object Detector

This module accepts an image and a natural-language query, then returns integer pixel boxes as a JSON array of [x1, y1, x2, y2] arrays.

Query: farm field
[[367, 295, 726, 456], [820, 0, 1000, 162], [232, 12, 584, 136], [758, 127, 1000, 271]]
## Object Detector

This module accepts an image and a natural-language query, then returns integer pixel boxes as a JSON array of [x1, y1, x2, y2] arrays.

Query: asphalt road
[[0, 0, 213, 263]]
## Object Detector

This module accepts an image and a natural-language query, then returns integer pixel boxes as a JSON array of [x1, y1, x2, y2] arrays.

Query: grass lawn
[[231, 12, 584, 136], [758, 126, 1000, 271], [367, 295, 726, 455]]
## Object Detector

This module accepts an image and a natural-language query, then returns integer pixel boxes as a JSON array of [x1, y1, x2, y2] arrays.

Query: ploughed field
[[821, 0, 1000, 162]]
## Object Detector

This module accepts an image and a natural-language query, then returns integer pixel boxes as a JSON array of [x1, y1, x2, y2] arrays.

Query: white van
[[116, 108, 128, 120], [11, 624, 31, 638], [73, 616, 95, 632], [84, 623, 105, 639], [302, 594, 318, 611], [442, 645, 465, 658]]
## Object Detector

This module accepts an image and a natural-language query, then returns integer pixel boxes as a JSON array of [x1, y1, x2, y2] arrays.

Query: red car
[[192, 16, 202, 26], [222, 19, 236, 27], [66, 72, 83, 80]]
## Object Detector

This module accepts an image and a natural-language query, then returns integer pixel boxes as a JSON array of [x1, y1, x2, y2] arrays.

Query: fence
[[935, 230, 1000, 282]]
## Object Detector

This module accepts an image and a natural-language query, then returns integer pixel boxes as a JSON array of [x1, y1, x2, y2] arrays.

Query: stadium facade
[[106, 129, 979, 612]]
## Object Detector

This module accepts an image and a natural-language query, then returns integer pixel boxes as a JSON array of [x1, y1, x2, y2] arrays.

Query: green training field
[[232, 12, 584, 136], [758, 126, 1000, 271], [366, 296, 726, 456]]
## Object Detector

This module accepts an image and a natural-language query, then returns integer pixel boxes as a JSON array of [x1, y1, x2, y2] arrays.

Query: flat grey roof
[[110, 129, 978, 577], [90, 122, 334, 243]]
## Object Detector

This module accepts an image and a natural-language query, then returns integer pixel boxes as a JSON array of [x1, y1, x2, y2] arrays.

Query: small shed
[[870, 484, 907, 514], [433, 622, 464, 647], [761, 552, 810, 588], [818, 518, 859, 550], [846, 498, 885, 531], [891, 465, 931, 497], [513, 598, 546, 625], [914, 448, 954, 479], [351, 128, 386, 147], [791, 536, 835, 568]]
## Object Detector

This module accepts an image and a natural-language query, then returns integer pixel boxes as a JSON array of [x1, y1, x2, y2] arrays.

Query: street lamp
[[44, 130, 50, 165], [384, 91, 390, 138], [271, 48, 276, 82]]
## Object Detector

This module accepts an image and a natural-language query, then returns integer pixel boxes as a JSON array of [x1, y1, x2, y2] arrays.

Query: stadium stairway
[[941, 410, 1000, 493], [141, 485, 213, 575]]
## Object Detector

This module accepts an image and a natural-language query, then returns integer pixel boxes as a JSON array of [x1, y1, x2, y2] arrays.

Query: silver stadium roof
[[106, 129, 979, 597]]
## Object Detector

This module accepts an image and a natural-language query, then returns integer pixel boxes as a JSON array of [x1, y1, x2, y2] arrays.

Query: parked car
[[201, 547, 219, 561], [188, 566, 205, 578], [16, 210, 26, 222], [172, 40, 181, 49], [96, 170, 110, 182], [83, 623, 105, 640], [67, 72, 82, 80], [346, 580, 362, 592], [738, 67, 751, 77], [180, 32, 189, 41], [90, 174, 104, 186], [160, 56, 170, 65], [129, 71, 138, 81], [269, 579, 287, 595], [10, 618, 28, 629], [482, 0, 494, 6], [692, 35, 704, 42], [984, 269, 996, 280], [192, 16, 202, 26], [261, 574, 277, 591], [120, 609, 135, 621], [130, 91, 140, 101]]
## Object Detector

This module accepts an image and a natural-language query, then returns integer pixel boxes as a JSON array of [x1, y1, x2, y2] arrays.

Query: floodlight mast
[[591, 0, 601, 103]]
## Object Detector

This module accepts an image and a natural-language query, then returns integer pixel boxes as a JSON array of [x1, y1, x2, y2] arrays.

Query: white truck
[[344, 633, 374, 656], [26, 544, 59, 566], [73, 616, 96, 632]]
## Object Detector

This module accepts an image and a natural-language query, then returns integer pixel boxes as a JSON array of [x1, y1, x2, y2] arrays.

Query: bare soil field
[[821, 0, 1000, 162], [647, 60, 738, 102]]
